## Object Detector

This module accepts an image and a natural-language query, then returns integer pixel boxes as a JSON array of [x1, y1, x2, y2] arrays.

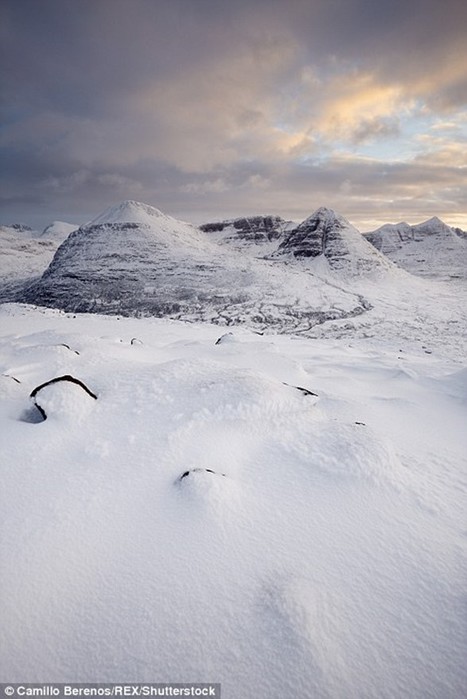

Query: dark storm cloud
[[1, 0, 466, 228]]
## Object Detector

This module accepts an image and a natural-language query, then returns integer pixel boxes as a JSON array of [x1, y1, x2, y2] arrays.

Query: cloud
[[1, 0, 467, 228]]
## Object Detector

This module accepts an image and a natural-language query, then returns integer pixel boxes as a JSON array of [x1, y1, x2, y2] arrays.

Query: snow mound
[[30, 375, 97, 422], [0, 306, 466, 696]]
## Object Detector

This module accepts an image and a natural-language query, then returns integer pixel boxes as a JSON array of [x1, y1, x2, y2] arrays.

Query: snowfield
[[0, 303, 466, 697]]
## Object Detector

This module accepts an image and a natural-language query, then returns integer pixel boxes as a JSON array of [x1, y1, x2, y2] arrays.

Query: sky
[[1, 0, 467, 231]]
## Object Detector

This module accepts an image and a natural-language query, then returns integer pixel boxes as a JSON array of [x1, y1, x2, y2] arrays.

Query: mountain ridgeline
[[4, 200, 466, 331]]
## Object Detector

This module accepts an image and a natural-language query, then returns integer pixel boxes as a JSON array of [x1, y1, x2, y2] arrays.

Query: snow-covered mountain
[[0, 223, 37, 235], [365, 217, 467, 279], [4, 200, 466, 351], [40, 220, 78, 241], [0, 225, 57, 302], [0, 220, 79, 302], [20, 201, 368, 330], [274, 207, 394, 277]]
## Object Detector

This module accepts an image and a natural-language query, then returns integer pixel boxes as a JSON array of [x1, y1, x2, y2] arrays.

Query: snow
[[0, 302, 466, 697], [90, 199, 190, 230], [40, 221, 79, 242], [1, 200, 466, 695], [365, 217, 467, 280], [19, 204, 372, 327], [0, 220, 78, 301], [0, 227, 59, 302], [274, 207, 395, 278]]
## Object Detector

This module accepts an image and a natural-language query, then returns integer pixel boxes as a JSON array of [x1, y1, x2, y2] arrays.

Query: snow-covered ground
[[1, 302, 466, 697]]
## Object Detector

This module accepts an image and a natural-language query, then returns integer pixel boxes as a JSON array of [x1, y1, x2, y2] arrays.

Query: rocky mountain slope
[[365, 217, 467, 279], [200, 215, 294, 254], [273, 207, 394, 278]]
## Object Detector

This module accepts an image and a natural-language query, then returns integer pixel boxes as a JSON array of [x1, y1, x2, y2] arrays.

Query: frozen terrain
[[365, 217, 467, 280], [1, 199, 466, 695], [0, 220, 78, 302], [2, 202, 464, 356], [199, 214, 295, 255], [0, 302, 466, 698], [20, 202, 371, 330]]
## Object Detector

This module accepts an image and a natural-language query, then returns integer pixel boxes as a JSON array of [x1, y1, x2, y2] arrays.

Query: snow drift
[[0, 304, 466, 698]]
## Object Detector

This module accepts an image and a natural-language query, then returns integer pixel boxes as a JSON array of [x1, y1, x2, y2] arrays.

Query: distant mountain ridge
[[365, 217, 467, 279], [19, 200, 372, 330], [3, 200, 466, 335]]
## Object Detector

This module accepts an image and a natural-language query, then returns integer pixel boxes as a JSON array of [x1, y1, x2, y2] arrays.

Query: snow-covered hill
[[0, 303, 466, 697], [0, 220, 79, 303], [40, 220, 78, 242], [365, 217, 467, 279], [0, 225, 58, 302], [20, 201, 370, 331]]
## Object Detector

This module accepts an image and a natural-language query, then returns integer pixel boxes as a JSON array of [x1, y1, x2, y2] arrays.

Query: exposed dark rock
[[215, 332, 234, 345], [58, 343, 80, 354], [2, 374, 21, 384], [8, 224, 33, 232], [200, 215, 290, 244], [283, 382, 318, 397], [30, 374, 97, 420], [179, 468, 226, 481]]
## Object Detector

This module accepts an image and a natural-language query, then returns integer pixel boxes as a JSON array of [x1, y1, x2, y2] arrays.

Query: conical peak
[[423, 216, 444, 226], [300, 207, 350, 229]]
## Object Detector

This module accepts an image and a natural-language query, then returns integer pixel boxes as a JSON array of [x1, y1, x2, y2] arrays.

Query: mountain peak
[[90, 200, 169, 226], [424, 216, 444, 226], [302, 206, 347, 226], [275, 206, 392, 276]]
